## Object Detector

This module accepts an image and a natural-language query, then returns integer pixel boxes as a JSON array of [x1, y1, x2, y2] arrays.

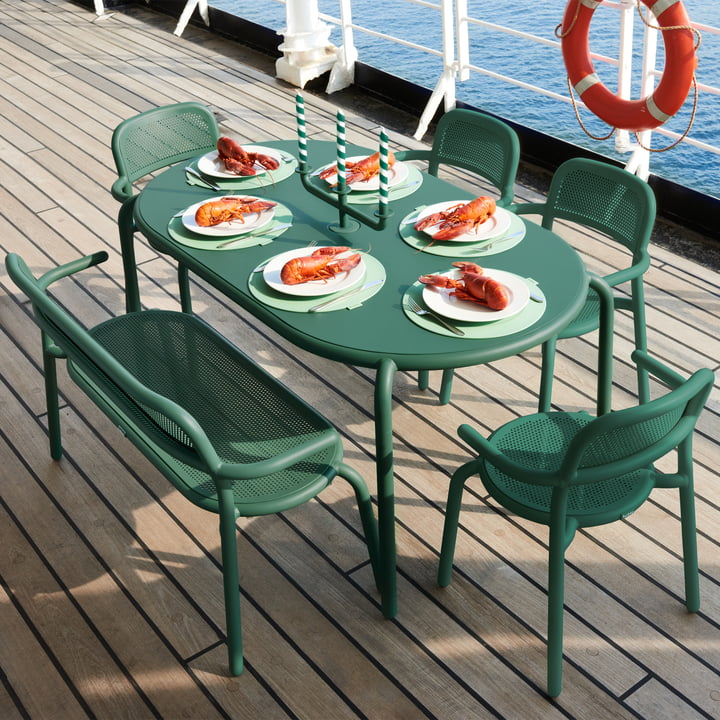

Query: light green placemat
[[187, 152, 298, 190], [168, 202, 293, 251], [403, 277, 546, 338], [248, 253, 386, 313], [399, 206, 526, 257], [305, 165, 423, 205]]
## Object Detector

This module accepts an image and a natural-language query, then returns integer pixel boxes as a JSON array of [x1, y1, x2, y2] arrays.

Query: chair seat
[[480, 412, 656, 527], [70, 310, 342, 516], [558, 284, 601, 339]]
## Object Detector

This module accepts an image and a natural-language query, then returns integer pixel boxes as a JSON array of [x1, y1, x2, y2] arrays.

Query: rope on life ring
[[556, 0, 701, 150]]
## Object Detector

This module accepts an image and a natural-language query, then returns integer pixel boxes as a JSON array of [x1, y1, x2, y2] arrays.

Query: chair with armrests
[[397, 107, 521, 403], [111, 101, 221, 314], [437, 349, 714, 697], [6, 250, 380, 677], [512, 157, 657, 410]]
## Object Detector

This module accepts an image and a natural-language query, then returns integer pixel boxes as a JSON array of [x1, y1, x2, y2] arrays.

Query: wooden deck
[[1, 1, 719, 717]]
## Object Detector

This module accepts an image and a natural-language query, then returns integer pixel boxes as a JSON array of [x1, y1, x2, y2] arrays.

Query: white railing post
[[326, 0, 358, 93], [615, 0, 635, 155], [634, 3, 660, 180], [413, 0, 457, 140], [276, 0, 337, 88]]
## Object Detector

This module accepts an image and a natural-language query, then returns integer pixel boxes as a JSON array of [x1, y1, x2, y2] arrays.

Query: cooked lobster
[[418, 262, 509, 310], [216, 136, 280, 176], [414, 196, 496, 241], [280, 246, 362, 285], [319, 151, 397, 185], [194, 196, 276, 227]]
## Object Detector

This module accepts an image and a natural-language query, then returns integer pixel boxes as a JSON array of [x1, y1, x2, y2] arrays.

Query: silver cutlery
[[309, 279, 383, 312], [407, 296, 465, 336], [252, 239, 317, 272], [185, 166, 222, 191], [217, 223, 292, 249]]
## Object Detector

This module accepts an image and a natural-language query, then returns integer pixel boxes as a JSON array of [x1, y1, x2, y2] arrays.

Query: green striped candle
[[296, 93, 307, 170], [336, 109, 347, 190], [378, 128, 389, 211]]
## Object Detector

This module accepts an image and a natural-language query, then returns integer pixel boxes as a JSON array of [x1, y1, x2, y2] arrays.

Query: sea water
[[211, 0, 719, 198]]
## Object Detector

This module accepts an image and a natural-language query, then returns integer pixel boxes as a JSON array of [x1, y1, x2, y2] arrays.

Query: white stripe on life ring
[[650, 0, 681, 19], [574, 73, 601, 97], [646, 94, 673, 123], [580, 0, 602, 8]]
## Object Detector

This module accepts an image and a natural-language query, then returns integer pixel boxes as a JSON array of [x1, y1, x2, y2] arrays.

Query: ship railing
[[315, 0, 718, 183]]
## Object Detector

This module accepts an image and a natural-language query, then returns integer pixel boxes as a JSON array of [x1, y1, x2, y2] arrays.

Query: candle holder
[[295, 98, 394, 234], [299, 167, 394, 234]]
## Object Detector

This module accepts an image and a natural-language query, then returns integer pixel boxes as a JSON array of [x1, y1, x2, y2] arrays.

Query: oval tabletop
[[133, 140, 588, 372]]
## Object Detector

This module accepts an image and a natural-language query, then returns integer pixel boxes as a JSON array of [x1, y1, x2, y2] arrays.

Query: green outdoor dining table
[[132, 138, 610, 619]]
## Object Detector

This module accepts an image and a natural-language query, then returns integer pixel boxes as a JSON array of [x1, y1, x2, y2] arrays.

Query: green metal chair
[[437, 349, 713, 697], [396, 107, 520, 208], [111, 101, 221, 314], [6, 250, 380, 677], [398, 107, 521, 404], [512, 157, 657, 410]]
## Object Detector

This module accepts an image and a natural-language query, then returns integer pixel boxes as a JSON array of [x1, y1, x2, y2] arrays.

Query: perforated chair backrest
[[540, 157, 656, 255], [111, 101, 220, 200], [428, 108, 520, 206], [562, 361, 713, 486]]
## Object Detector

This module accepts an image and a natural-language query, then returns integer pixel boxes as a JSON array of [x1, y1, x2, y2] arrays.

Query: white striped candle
[[378, 128, 389, 211], [336, 109, 346, 189], [296, 93, 307, 170]]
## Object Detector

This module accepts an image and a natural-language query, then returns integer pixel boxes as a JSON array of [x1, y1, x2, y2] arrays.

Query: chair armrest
[[216, 429, 338, 482], [111, 176, 134, 203], [457, 423, 558, 486], [631, 350, 690, 391], [603, 253, 651, 288], [508, 201, 545, 216], [394, 149, 430, 163], [36, 251, 109, 290]]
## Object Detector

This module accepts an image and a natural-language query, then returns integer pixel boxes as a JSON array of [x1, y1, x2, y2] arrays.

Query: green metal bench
[[6, 250, 380, 676]]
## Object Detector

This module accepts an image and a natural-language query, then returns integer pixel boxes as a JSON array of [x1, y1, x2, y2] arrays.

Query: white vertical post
[[93, 0, 104, 15], [455, 0, 469, 83], [634, 4, 660, 179], [326, 0, 358, 93], [276, 0, 337, 88], [413, 0, 457, 139], [615, 0, 635, 154]]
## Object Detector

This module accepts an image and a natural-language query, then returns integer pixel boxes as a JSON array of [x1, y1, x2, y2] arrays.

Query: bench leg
[[42, 333, 63, 460], [340, 462, 380, 592], [218, 492, 243, 675]]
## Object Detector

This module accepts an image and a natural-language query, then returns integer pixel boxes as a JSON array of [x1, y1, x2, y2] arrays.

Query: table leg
[[590, 274, 614, 416], [375, 357, 397, 618]]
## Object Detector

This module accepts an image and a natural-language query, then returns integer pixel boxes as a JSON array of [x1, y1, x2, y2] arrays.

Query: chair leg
[[218, 493, 243, 675], [340, 462, 381, 593], [546, 523, 567, 698], [538, 337, 557, 413], [438, 368, 455, 405], [679, 481, 700, 612], [118, 200, 142, 314], [437, 460, 480, 587], [178, 264, 193, 314]]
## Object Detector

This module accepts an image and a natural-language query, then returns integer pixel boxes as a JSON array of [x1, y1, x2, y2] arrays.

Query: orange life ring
[[561, 0, 697, 132]]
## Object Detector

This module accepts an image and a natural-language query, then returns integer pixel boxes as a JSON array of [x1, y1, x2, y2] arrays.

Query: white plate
[[422, 268, 530, 322], [196, 145, 283, 178], [263, 247, 366, 297], [181, 196, 275, 237], [319, 157, 409, 192], [415, 201, 511, 243]]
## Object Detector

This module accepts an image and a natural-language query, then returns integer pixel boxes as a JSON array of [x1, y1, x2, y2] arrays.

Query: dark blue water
[[212, 0, 719, 198]]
